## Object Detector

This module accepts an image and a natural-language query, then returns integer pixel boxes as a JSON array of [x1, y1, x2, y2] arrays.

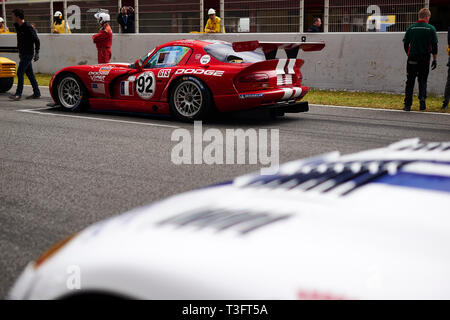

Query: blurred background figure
[[52, 11, 71, 34], [307, 17, 322, 32], [0, 17, 10, 33], [92, 12, 112, 64], [117, 6, 135, 33], [9, 9, 40, 101], [402, 8, 438, 112], [204, 8, 222, 33], [442, 26, 450, 111]]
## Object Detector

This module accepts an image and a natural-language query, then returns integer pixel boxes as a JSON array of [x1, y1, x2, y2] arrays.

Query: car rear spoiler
[[232, 41, 325, 60]]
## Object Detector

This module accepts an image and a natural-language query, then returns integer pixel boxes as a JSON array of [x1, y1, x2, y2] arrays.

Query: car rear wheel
[[56, 74, 88, 111], [169, 77, 213, 121], [0, 77, 14, 93]]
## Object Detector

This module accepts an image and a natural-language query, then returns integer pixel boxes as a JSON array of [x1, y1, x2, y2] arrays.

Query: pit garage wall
[[1, 32, 448, 95]]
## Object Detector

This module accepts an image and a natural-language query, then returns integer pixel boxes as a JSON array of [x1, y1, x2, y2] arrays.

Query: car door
[[135, 46, 192, 102]]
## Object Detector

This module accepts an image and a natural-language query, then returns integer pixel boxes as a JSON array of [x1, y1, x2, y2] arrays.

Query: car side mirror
[[135, 58, 143, 71]]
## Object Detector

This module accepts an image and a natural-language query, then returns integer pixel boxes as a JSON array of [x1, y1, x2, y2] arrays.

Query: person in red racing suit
[[92, 12, 113, 64]]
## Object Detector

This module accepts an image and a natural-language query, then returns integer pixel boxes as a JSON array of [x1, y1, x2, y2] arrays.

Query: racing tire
[[169, 77, 214, 122], [0, 77, 14, 93], [54, 73, 88, 111]]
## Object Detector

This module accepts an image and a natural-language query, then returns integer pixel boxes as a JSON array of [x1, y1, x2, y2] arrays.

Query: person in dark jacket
[[442, 26, 450, 111], [9, 9, 40, 101], [307, 18, 322, 33], [402, 8, 438, 111], [117, 6, 135, 33]]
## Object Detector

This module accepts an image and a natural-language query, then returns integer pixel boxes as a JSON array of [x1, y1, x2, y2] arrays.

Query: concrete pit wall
[[0, 32, 448, 95]]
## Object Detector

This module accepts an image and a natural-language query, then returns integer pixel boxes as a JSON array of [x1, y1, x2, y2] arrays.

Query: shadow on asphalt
[[41, 105, 304, 127]]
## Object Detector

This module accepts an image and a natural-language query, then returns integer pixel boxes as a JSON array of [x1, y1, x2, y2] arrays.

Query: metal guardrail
[[0, 0, 430, 34], [0, 46, 19, 53]]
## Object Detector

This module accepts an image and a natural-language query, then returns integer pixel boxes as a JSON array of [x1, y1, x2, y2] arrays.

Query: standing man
[[52, 11, 71, 34], [0, 17, 10, 33], [117, 6, 135, 33], [204, 8, 222, 33], [402, 8, 438, 112], [92, 12, 112, 64], [9, 9, 40, 101], [442, 26, 450, 111], [307, 18, 322, 33]]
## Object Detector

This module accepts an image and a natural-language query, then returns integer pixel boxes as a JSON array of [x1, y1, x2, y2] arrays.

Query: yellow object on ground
[[447, 44, 449, 56], [0, 57, 17, 93], [204, 17, 223, 33], [53, 21, 71, 34]]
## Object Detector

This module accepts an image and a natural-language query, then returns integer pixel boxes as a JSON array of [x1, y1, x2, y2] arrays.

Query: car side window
[[144, 46, 191, 69]]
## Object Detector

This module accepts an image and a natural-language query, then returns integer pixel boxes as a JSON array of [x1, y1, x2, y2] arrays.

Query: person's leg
[[417, 58, 430, 110], [106, 49, 112, 63], [24, 58, 41, 97], [97, 49, 103, 64], [404, 60, 417, 110], [443, 58, 450, 109], [14, 55, 31, 97]]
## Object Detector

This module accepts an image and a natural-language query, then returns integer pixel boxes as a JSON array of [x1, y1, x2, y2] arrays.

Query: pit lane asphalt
[[1, 85, 449, 299]]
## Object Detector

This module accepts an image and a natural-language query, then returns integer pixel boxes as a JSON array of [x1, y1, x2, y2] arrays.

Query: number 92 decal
[[136, 71, 156, 100]]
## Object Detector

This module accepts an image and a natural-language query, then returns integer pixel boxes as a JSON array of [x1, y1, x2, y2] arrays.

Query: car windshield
[[139, 49, 155, 66], [204, 43, 265, 64]]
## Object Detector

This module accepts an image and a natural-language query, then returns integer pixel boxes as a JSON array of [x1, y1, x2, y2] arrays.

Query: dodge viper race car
[[9, 138, 450, 300], [49, 39, 325, 121]]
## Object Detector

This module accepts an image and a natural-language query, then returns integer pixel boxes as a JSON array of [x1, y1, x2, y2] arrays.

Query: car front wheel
[[55, 74, 88, 111], [0, 77, 14, 93]]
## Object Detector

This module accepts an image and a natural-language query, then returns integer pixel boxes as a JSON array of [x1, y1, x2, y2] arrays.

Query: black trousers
[[444, 57, 450, 106], [404, 56, 430, 107]]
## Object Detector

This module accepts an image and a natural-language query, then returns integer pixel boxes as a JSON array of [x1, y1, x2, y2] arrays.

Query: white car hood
[[9, 138, 450, 300]]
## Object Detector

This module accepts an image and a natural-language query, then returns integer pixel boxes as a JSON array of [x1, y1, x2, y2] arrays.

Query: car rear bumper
[[267, 100, 309, 113], [213, 86, 309, 112]]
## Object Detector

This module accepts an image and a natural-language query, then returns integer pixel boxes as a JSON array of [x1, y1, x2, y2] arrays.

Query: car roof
[[156, 39, 230, 50]]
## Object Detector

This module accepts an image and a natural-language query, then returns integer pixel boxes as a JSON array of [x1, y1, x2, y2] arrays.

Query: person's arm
[[204, 20, 211, 33], [448, 27, 450, 46], [403, 29, 410, 55], [29, 24, 40, 61], [66, 22, 71, 34], [214, 18, 221, 33], [93, 30, 109, 43], [29, 25, 40, 52], [117, 14, 123, 26]]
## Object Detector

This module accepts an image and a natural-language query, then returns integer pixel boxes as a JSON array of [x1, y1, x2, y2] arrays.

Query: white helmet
[[208, 8, 216, 15], [54, 11, 62, 18], [94, 12, 110, 24], [0, 17, 4, 23]]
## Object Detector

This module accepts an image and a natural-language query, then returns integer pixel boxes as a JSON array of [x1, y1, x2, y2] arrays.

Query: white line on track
[[17, 108, 180, 129], [15, 85, 449, 116], [311, 104, 450, 116]]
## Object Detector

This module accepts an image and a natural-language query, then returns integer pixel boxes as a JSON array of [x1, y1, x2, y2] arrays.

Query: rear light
[[238, 73, 269, 83]]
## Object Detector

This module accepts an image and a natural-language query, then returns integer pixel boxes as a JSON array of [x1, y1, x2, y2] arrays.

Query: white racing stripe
[[292, 87, 303, 98], [286, 59, 296, 74], [280, 87, 303, 100], [281, 88, 294, 100], [276, 59, 287, 75]]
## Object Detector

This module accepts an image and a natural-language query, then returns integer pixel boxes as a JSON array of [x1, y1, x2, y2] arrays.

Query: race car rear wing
[[232, 41, 325, 60]]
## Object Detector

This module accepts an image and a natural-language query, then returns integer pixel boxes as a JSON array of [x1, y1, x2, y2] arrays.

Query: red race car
[[49, 39, 325, 121]]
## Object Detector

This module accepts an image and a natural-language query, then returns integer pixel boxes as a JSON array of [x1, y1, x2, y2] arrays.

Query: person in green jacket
[[402, 8, 438, 111]]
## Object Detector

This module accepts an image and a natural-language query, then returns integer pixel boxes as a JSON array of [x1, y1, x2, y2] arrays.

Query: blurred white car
[[9, 138, 450, 300]]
